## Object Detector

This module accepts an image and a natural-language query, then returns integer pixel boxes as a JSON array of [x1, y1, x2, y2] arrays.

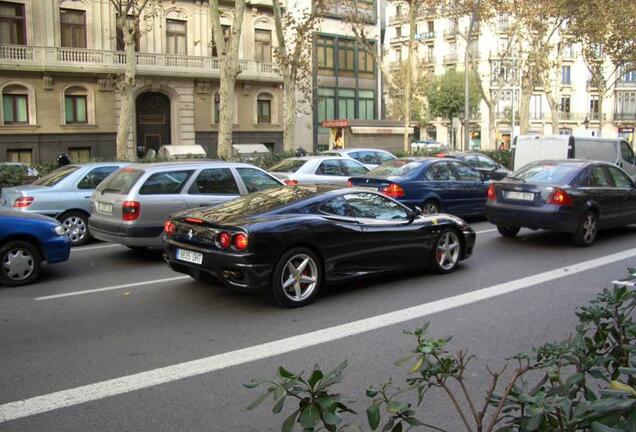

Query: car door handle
[[198, 203, 211, 207], [84, 196, 91, 199]]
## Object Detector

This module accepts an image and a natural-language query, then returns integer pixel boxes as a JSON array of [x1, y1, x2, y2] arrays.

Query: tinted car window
[[376, 152, 396, 163], [32, 165, 80, 187], [78, 166, 118, 190], [589, 166, 612, 187], [316, 160, 346, 176], [477, 155, 498, 169], [270, 159, 307, 173], [237, 167, 282, 193], [189, 168, 239, 195], [462, 155, 479, 168], [451, 162, 481, 181], [607, 166, 633, 188], [320, 196, 353, 217], [139, 171, 193, 195], [621, 141, 635, 164], [426, 162, 456, 181], [341, 159, 369, 176], [350, 151, 377, 165], [96, 168, 144, 194], [366, 159, 423, 177], [511, 163, 581, 184], [345, 193, 408, 220]]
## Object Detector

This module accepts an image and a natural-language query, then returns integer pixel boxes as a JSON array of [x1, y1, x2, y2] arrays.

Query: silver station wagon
[[88, 161, 284, 248], [1, 163, 129, 246], [268, 156, 369, 186]]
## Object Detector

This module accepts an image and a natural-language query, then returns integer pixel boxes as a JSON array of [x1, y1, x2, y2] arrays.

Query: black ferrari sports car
[[162, 186, 476, 307]]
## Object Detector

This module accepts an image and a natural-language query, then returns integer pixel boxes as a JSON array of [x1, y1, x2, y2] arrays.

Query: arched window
[[1, 83, 35, 125], [62, 85, 94, 125], [256, 93, 273, 124]]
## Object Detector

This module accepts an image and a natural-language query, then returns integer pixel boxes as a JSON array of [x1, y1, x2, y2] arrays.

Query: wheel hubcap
[[2, 248, 34, 281], [423, 203, 438, 215], [62, 216, 87, 243], [582, 215, 597, 243], [436, 231, 460, 270], [281, 254, 318, 302]]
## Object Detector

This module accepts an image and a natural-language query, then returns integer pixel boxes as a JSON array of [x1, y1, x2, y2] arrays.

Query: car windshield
[[511, 163, 581, 184], [32, 165, 80, 186], [96, 168, 144, 194], [365, 159, 423, 178], [269, 159, 308, 173]]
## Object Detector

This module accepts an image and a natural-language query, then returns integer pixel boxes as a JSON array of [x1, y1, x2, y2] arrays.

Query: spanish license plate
[[504, 191, 535, 201], [97, 202, 113, 214], [176, 248, 203, 265]]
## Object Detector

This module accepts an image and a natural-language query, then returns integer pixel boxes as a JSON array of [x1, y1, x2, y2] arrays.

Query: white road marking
[[72, 244, 123, 252], [475, 228, 497, 234], [4, 247, 636, 423], [35, 276, 190, 301]]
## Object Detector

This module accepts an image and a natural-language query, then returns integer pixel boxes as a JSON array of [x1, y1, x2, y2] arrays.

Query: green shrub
[[246, 273, 636, 432], [0, 165, 29, 188]]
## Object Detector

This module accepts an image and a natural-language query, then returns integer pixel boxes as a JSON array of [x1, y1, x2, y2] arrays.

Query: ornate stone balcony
[[0, 45, 282, 82]]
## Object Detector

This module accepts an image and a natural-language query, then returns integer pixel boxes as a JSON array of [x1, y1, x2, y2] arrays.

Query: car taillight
[[284, 179, 298, 186], [184, 217, 203, 224], [14, 196, 34, 208], [380, 183, 405, 198], [547, 188, 573, 206], [487, 184, 496, 201], [164, 220, 175, 237], [122, 201, 141, 221], [347, 179, 353, 187], [217, 232, 231, 249], [233, 233, 248, 251]]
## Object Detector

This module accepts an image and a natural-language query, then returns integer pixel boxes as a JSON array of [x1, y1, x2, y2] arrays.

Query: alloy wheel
[[62, 215, 87, 244], [436, 231, 460, 270], [2, 248, 35, 281], [423, 202, 439, 215], [582, 214, 597, 244], [280, 253, 319, 302]]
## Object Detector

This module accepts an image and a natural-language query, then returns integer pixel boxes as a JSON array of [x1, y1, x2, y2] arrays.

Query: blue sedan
[[0, 210, 71, 286], [349, 158, 489, 217]]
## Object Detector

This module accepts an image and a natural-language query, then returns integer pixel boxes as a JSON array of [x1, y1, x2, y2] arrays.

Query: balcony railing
[[443, 53, 458, 64], [616, 79, 636, 88], [422, 55, 436, 65], [0, 44, 282, 81], [416, 31, 435, 41], [614, 112, 636, 121], [444, 28, 457, 39]]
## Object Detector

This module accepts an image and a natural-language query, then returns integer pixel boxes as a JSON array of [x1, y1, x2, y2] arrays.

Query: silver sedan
[[269, 156, 369, 186]]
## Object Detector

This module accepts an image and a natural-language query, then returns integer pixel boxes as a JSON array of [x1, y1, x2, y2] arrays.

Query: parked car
[[513, 135, 636, 179], [0, 210, 71, 286], [89, 161, 284, 249], [321, 148, 397, 169], [411, 140, 448, 153], [269, 156, 369, 186], [349, 158, 490, 217], [486, 160, 636, 246], [439, 152, 511, 180], [0, 163, 129, 246], [162, 186, 475, 307]]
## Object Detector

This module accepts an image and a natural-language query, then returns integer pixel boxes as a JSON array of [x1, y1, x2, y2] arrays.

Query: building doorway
[[136, 92, 171, 158]]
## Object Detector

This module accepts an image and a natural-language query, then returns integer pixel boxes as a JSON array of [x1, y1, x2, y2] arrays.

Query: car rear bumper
[[88, 219, 164, 247], [162, 237, 271, 291], [43, 235, 71, 264], [486, 202, 579, 232]]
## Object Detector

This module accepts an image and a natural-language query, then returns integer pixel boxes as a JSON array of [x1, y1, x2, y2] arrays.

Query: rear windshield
[[366, 159, 423, 178], [32, 165, 80, 187], [511, 163, 582, 184], [96, 168, 144, 194], [269, 159, 308, 173]]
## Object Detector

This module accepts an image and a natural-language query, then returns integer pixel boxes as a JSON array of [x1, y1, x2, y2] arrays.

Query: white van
[[512, 135, 636, 179]]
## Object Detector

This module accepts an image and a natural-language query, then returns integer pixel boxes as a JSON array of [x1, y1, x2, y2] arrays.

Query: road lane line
[[4, 247, 636, 423], [475, 228, 497, 234], [35, 276, 190, 301], [72, 244, 123, 252]]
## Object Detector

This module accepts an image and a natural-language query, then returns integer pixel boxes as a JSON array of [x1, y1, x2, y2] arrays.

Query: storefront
[[322, 119, 414, 153], [619, 127, 634, 145]]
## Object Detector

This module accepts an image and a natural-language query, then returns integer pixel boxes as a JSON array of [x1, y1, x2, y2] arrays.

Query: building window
[[427, 20, 434, 33], [589, 96, 599, 117], [395, 4, 401, 16], [317, 87, 335, 130], [357, 42, 375, 74], [255, 29, 271, 63], [338, 39, 355, 71], [166, 19, 187, 55], [316, 35, 335, 71], [0, 1, 25, 44], [561, 65, 571, 85], [338, 89, 355, 119], [560, 95, 571, 113], [60, 8, 86, 48], [65, 94, 87, 124], [7, 148, 32, 164], [213, 92, 220, 123], [2, 92, 28, 124], [530, 94, 543, 119], [211, 24, 230, 57], [358, 90, 375, 120], [616, 91, 636, 115], [257, 95, 271, 124], [69, 147, 91, 162], [623, 69, 636, 82]]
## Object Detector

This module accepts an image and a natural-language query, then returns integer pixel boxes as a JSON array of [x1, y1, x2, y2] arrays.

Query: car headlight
[[54, 225, 65, 236]]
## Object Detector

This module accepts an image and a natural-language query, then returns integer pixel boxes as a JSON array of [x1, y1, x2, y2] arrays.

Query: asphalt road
[[1, 220, 636, 431]]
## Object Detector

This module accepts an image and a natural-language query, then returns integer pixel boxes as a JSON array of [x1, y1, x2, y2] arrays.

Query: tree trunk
[[545, 91, 560, 135], [217, 65, 237, 160], [282, 77, 296, 152], [115, 19, 137, 161], [487, 102, 497, 150], [403, 0, 417, 154], [519, 74, 532, 135]]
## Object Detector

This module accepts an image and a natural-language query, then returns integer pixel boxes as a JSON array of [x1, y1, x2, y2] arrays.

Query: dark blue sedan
[[486, 160, 636, 246], [0, 210, 71, 286], [349, 158, 489, 217]]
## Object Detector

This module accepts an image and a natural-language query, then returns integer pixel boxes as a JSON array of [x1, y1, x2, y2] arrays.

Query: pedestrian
[[56, 152, 71, 167]]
